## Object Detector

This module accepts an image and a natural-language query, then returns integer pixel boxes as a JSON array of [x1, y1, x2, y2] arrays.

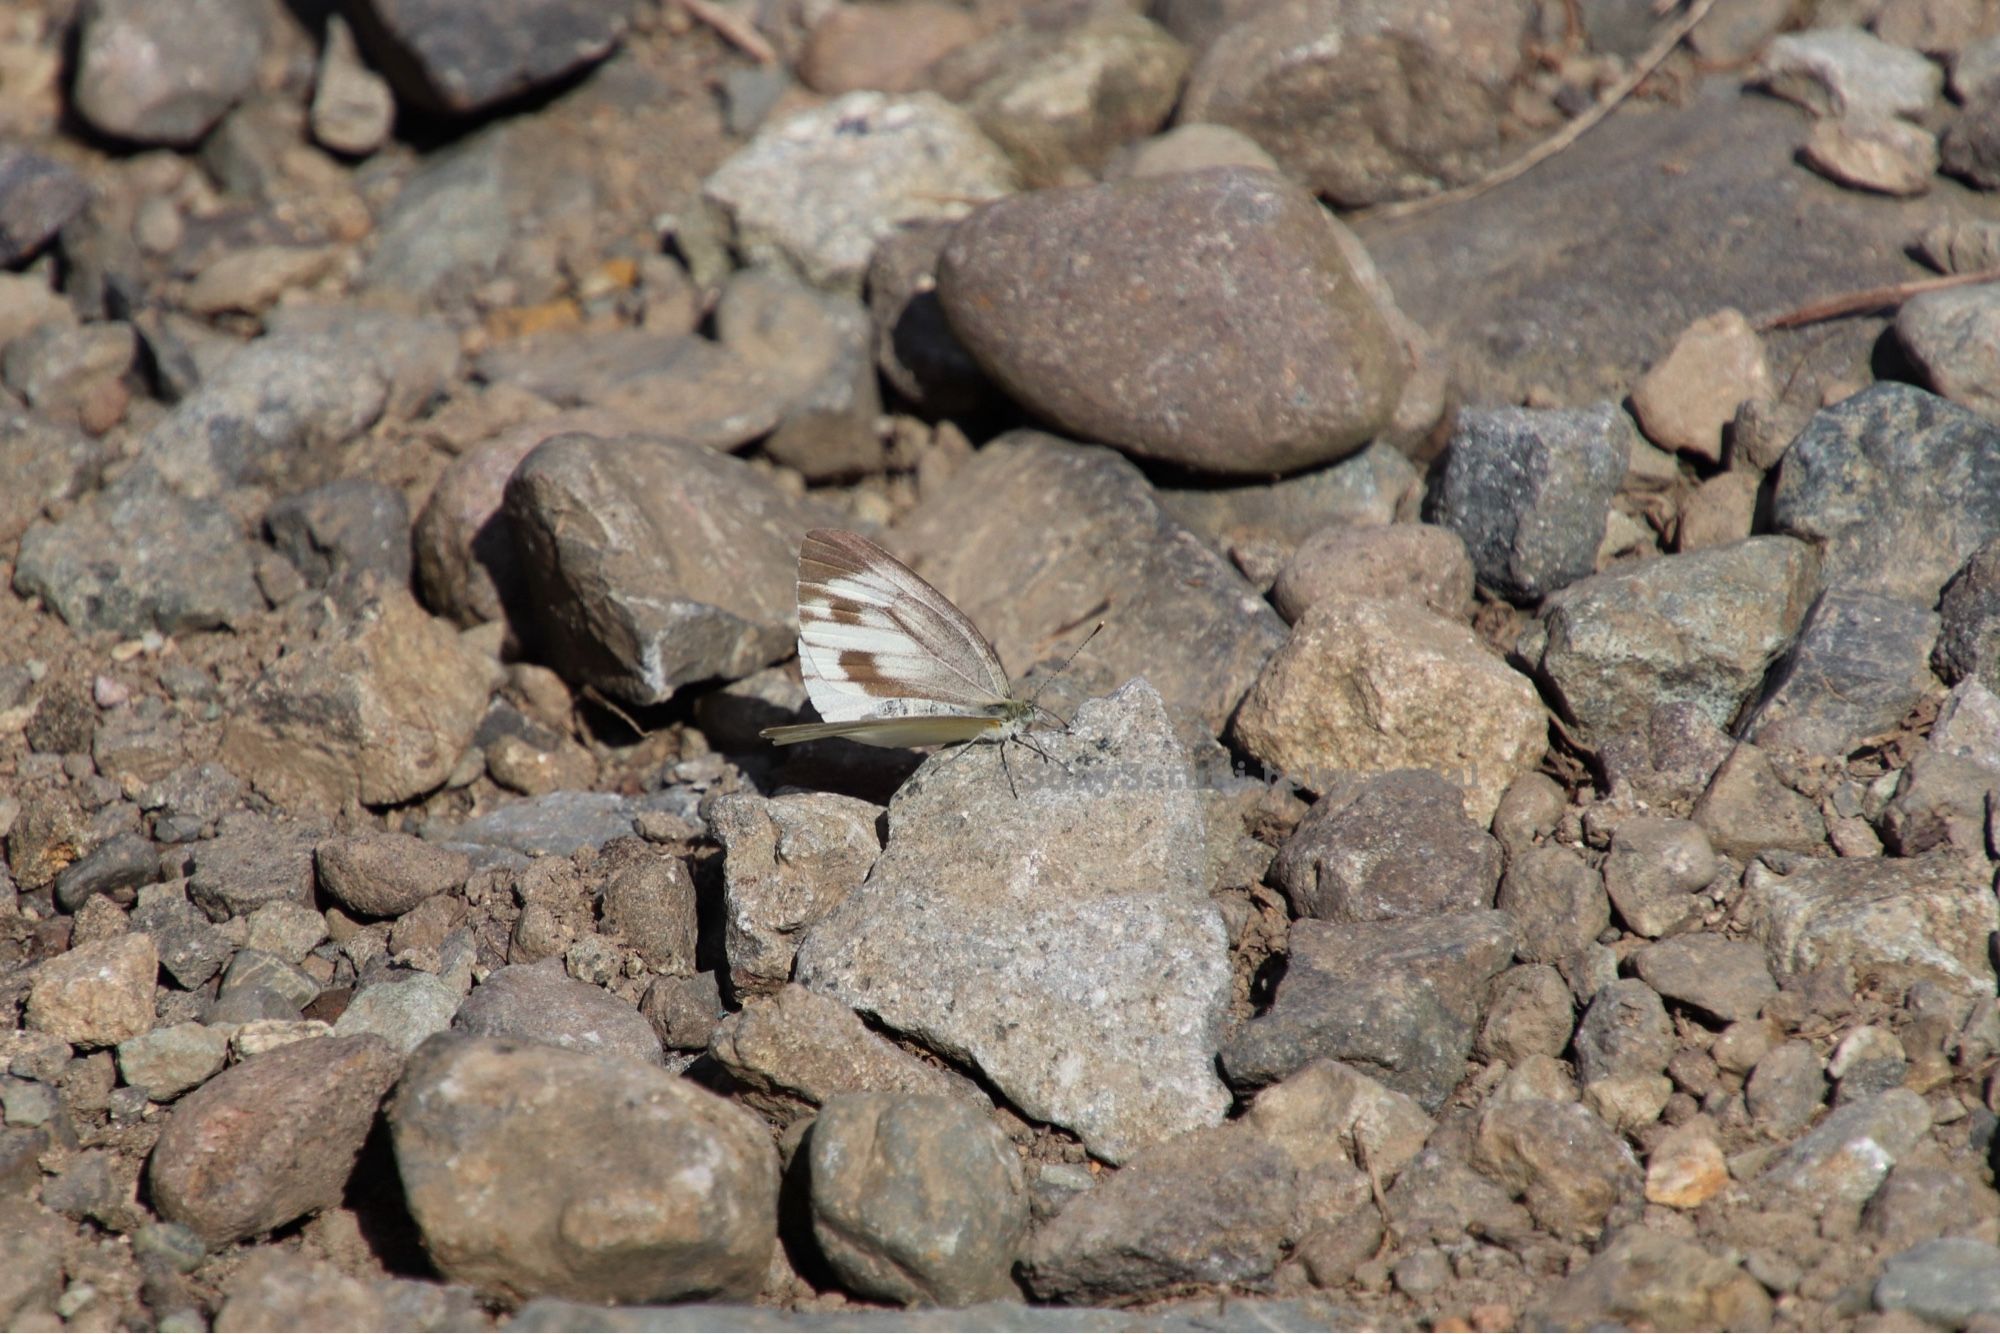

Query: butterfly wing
[[792, 528, 1014, 724]]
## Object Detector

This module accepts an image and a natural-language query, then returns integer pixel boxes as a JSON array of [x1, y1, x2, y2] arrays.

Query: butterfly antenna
[[1025, 622, 1105, 728]]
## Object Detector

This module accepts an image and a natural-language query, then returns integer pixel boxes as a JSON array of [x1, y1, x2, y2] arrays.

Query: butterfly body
[[762, 529, 1036, 750]]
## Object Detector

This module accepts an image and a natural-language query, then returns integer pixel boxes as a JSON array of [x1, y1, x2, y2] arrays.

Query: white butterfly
[[761, 529, 1040, 750]]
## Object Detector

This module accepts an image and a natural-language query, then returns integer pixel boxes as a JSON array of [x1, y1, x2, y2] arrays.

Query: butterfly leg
[[1000, 740, 1019, 799]]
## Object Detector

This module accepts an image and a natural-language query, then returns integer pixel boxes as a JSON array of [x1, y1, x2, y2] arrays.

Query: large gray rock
[[1428, 403, 1631, 603], [1520, 537, 1820, 742], [1773, 383, 2000, 603], [794, 681, 1233, 1164], [503, 432, 834, 706], [891, 433, 1286, 735], [390, 1035, 778, 1304], [938, 168, 1401, 475]]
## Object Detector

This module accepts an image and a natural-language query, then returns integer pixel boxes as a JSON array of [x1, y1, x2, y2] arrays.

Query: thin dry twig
[[1756, 265, 2000, 331], [1360, 0, 1721, 224], [675, 0, 778, 64]]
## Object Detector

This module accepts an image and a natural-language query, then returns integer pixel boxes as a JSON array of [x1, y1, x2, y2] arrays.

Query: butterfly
[[761, 529, 1055, 753]]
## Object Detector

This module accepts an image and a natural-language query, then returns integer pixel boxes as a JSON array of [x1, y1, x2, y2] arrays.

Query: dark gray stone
[[1773, 382, 2000, 603], [1937, 536, 2000, 692], [1742, 590, 1939, 756], [0, 147, 89, 266], [1272, 770, 1501, 922], [1220, 911, 1516, 1110], [454, 962, 662, 1067], [1876, 1238, 2000, 1326], [1428, 402, 1629, 603], [1880, 750, 1999, 857], [14, 466, 264, 637], [267, 479, 413, 595], [52, 833, 158, 913], [347, 0, 628, 115]]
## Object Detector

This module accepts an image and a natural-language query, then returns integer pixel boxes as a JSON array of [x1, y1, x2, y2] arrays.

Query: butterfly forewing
[[796, 530, 1013, 714], [765, 529, 1026, 748]]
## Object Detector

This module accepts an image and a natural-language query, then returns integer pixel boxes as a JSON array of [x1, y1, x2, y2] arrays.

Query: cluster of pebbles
[[5, 0, 2000, 1330]]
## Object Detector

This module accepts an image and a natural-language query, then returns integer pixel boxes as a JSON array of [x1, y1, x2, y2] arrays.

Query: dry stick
[[1757, 265, 2000, 331], [675, 0, 778, 64], [1359, 0, 1722, 224]]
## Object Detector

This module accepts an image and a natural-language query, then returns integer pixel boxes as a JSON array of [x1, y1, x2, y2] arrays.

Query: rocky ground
[[4, 0, 2000, 1329]]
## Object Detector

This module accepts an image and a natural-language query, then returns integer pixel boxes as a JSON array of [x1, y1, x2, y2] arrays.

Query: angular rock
[[1691, 741, 1828, 859], [183, 814, 321, 920], [1271, 769, 1501, 922], [14, 466, 264, 637], [891, 434, 1285, 734], [1760, 1088, 1932, 1211], [1631, 934, 1776, 1024], [928, 12, 1188, 184], [710, 793, 880, 996], [1522, 537, 1819, 740], [795, 682, 1232, 1164], [71, 0, 263, 145], [1900, 284, 2000, 425], [116, 1023, 229, 1101], [0, 148, 90, 267], [26, 933, 157, 1048], [592, 840, 697, 977], [1600, 817, 1717, 940], [332, 974, 462, 1055], [1644, 1120, 1729, 1211], [708, 985, 978, 1118], [220, 588, 492, 810], [1221, 911, 1516, 1109], [348, 0, 628, 115], [1270, 523, 1474, 624], [1880, 748, 1999, 857], [391, 1034, 778, 1303], [702, 90, 1017, 294], [503, 432, 833, 706], [1742, 589, 1939, 756], [1478, 964, 1574, 1064], [148, 1034, 403, 1246], [938, 168, 1400, 475], [1473, 1099, 1641, 1242], [0, 409, 100, 548], [1741, 854, 1999, 997], [1429, 402, 1630, 602], [1179, 0, 1532, 207], [1234, 597, 1545, 825], [1936, 536, 2000, 691], [1773, 382, 2000, 602], [806, 1094, 1027, 1307], [454, 962, 661, 1067]]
